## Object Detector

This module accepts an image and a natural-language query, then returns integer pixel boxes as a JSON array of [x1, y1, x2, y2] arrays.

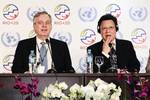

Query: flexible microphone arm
[[46, 39, 57, 73]]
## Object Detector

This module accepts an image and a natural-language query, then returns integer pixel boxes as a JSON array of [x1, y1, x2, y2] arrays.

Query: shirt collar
[[36, 37, 48, 48], [111, 39, 116, 45], [36, 37, 45, 45], [111, 39, 116, 49]]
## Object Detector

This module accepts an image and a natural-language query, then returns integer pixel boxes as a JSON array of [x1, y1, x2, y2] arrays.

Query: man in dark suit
[[12, 11, 75, 73], [87, 14, 140, 73]]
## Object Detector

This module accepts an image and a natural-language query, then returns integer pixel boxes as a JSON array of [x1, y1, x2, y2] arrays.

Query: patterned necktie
[[40, 42, 48, 72], [109, 43, 117, 69], [111, 46, 116, 55], [109, 43, 116, 55]]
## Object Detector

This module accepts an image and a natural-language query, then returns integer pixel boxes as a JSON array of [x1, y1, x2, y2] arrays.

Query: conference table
[[0, 73, 150, 100]]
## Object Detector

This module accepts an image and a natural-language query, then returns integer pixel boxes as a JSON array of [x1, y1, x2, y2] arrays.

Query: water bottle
[[28, 50, 36, 73], [86, 49, 93, 73]]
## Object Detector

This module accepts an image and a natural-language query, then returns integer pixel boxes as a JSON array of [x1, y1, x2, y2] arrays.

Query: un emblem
[[129, 7, 147, 21], [53, 31, 72, 45], [27, 7, 45, 21], [79, 7, 97, 22], [79, 56, 88, 73], [1, 32, 20, 47]]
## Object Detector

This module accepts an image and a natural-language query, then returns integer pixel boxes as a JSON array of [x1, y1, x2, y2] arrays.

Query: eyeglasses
[[101, 26, 115, 31], [34, 21, 51, 26]]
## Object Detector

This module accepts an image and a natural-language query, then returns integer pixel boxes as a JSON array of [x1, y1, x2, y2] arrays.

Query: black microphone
[[36, 61, 40, 68], [108, 43, 113, 55], [46, 39, 57, 73], [45, 39, 49, 43], [109, 43, 112, 48]]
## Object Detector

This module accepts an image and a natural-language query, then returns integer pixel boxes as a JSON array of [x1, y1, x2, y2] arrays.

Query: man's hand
[[102, 36, 112, 55]]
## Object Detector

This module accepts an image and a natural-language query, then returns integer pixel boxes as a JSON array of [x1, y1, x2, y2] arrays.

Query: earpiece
[[97, 14, 119, 34], [97, 26, 100, 33], [116, 25, 118, 31]]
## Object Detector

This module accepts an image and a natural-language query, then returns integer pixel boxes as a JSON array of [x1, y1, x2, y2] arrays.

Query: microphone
[[46, 39, 57, 73], [109, 43, 112, 48], [36, 61, 40, 68], [108, 43, 113, 55], [45, 38, 49, 43]]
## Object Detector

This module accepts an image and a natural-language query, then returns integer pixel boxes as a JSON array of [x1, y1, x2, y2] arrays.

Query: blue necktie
[[40, 42, 48, 72]]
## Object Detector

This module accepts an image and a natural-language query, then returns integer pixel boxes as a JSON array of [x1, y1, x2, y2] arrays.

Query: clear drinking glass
[[95, 56, 104, 73]]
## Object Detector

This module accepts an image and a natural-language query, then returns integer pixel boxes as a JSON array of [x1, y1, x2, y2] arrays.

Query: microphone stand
[[46, 39, 58, 82], [46, 39, 57, 73]]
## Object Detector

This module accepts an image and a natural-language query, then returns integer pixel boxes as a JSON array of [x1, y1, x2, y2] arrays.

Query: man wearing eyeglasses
[[12, 11, 75, 73]]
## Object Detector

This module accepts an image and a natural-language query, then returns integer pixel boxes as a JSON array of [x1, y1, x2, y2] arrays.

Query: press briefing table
[[0, 73, 150, 100]]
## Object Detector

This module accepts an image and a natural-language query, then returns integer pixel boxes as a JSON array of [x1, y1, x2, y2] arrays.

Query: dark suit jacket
[[146, 49, 150, 73], [87, 39, 140, 73], [12, 37, 75, 73]]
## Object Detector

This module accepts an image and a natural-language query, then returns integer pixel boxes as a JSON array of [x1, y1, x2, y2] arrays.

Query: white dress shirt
[[36, 37, 52, 73], [102, 39, 116, 58]]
